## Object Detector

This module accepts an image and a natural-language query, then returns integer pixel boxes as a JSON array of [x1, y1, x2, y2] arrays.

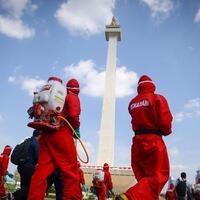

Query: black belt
[[135, 129, 163, 136]]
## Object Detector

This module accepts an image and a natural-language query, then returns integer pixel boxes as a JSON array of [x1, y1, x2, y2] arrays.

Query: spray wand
[[58, 115, 89, 164]]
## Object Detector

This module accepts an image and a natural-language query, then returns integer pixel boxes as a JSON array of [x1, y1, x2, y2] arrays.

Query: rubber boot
[[113, 194, 129, 200]]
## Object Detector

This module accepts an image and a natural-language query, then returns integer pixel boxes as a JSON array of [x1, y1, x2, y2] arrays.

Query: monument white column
[[97, 17, 121, 166]]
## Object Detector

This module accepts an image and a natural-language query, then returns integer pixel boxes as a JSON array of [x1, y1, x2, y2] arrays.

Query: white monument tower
[[97, 17, 121, 166]]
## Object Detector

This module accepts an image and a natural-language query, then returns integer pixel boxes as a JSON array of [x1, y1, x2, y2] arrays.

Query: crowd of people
[[92, 163, 113, 200], [165, 172, 200, 200], [0, 140, 113, 200], [0, 74, 198, 200], [0, 77, 114, 200]]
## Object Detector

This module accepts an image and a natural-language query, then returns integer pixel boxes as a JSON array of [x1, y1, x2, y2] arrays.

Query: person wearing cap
[[165, 183, 176, 200], [92, 169, 107, 200], [115, 75, 173, 200], [103, 163, 113, 197], [28, 78, 82, 200], [9, 130, 40, 200], [0, 145, 12, 200]]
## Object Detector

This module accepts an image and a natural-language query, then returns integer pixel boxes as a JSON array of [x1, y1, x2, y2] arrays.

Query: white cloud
[[184, 98, 200, 109], [0, 16, 35, 39], [1, 0, 29, 18], [55, 0, 115, 35], [21, 77, 46, 96], [194, 9, 200, 23], [8, 76, 16, 83], [174, 112, 185, 122], [116, 67, 138, 97], [0, 0, 36, 39], [174, 97, 200, 122], [140, 0, 174, 20], [174, 111, 199, 122], [63, 60, 138, 98], [8, 75, 45, 96]]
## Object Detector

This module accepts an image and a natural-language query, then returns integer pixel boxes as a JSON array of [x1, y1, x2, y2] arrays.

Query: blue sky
[[0, 0, 200, 185]]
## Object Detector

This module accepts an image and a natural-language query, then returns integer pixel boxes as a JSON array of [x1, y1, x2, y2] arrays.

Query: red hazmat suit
[[103, 163, 113, 194], [124, 75, 173, 200], [0, 145, 12, 197], [28, 79, 82, 200], [93, 179, 106, 200], [193, 183, 200, 200], [165, 184, 176, 200]]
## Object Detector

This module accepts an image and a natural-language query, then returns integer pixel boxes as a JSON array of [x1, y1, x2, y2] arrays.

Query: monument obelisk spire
[[97, 17, 122, 166]]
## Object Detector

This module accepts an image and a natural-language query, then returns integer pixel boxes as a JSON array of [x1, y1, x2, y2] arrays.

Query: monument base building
[[81, 165, 136, 194]]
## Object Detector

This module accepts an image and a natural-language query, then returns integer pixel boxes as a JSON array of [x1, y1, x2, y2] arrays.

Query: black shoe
[[114, 195, 122, 200], [114, 194, 128, 200]]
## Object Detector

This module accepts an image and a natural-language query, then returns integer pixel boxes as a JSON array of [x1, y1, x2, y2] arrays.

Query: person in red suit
[[103, 163, 113, 196], [92, 170, 106, 200], [115, 75, 173, 200], [28, 78, 82, 200], [0, 145, 12, 199], [193, 175, 200, 200], [193, 184, 200, 200], [165, 183, 176, 200]]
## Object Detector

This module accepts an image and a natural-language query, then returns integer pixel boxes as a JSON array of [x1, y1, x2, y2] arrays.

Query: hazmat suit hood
[[137, 75, 156, 94], [2, 145, 12, 156], [103, 163, 109, 172], [66, 79, 80, 95]]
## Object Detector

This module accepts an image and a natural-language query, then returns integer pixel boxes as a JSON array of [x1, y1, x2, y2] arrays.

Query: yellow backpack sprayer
[[27, 76, 89, 164]]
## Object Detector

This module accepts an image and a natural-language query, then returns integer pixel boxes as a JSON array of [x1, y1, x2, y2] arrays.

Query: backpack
[[11, 138, 32, 165], [175, 178, 187, 197]]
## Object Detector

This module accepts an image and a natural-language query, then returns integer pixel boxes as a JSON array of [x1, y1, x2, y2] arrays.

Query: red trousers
[[28, 126, 82, 200], [0, 177, 6, 197], [95, 185, 106, 200], [125, 135, 169, 200], [194, 193, 200, 200], [165, 190, 176, 200]]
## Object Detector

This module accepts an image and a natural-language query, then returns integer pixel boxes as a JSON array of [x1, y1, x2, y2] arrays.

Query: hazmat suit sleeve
[[62, 93, 81, 130], [155, 95, 173, 136], [0, 146, 11, 176]]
